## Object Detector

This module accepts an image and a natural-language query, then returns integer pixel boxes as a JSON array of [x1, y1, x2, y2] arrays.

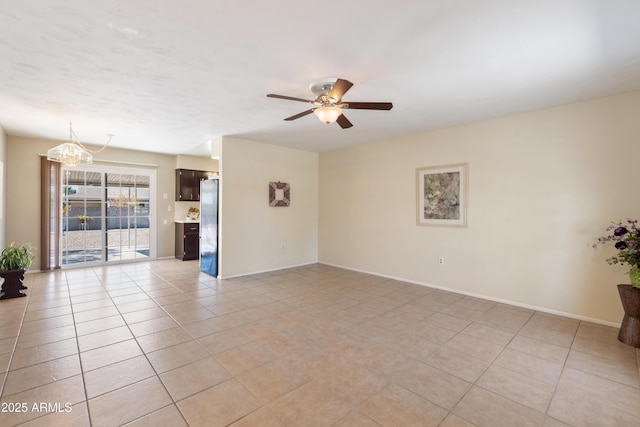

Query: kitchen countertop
[[175, 220, 200, 223]]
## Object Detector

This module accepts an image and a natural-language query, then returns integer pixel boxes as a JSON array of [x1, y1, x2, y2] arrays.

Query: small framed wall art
[[269, 181, 290, 207], [416, 163, 467, 227]]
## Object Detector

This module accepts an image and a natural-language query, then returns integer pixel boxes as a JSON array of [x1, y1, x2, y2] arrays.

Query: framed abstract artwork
[[269, 181, 290, 207], [416, 163, 467, 227]]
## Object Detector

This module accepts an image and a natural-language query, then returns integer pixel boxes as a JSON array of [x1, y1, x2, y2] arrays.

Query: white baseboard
[[319, 261, 621, 328], [220, 261, 319, 280]]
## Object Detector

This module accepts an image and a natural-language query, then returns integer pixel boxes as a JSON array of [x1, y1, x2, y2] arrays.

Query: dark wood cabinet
[[176, 169, 208, 201], [175, 222, 199, 261]]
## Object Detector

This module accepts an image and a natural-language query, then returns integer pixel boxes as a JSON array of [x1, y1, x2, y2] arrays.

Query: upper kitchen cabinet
[[175, 169, 209, 201]]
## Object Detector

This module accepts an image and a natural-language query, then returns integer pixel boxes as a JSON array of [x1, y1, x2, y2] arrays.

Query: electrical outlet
[[438, 257, 445, 266], [167, 205, 172, 212], [163, 219, 168, 225], [281, 244, 285, 250]]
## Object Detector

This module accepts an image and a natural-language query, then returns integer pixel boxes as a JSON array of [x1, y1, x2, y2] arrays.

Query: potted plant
[[0, 242, 34, 300], [593, 219, 640, 347]]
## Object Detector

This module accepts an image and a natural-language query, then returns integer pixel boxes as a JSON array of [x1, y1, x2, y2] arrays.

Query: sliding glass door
[[61, 165, 155, 266]]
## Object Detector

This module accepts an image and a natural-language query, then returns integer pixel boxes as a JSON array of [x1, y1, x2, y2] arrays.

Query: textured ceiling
[[1, 1, 640, 156]]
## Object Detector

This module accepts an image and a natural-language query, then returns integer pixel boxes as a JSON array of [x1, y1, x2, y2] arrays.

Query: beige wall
[[219, 136, 318, 277], [0, 125, 6, 247], [6, 136, 179, 268], [319, 90, 640, 324]]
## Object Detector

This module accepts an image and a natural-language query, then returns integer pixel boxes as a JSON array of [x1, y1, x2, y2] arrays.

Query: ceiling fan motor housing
[[309, 80, 337, 98]]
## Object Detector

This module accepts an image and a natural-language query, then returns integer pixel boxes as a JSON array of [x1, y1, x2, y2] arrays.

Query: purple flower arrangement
[[593, 219, 640, 268]]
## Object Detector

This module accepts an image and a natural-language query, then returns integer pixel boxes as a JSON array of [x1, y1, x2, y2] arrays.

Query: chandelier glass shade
[[47, 142, 93, 166], [47, 123, 113, 166]]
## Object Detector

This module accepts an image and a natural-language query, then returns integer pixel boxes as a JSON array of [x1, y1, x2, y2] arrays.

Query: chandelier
[[47, 123, 114, 166]]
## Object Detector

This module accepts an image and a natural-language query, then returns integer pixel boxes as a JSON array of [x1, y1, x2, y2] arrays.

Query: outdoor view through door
[[61, 167, 153, 265]]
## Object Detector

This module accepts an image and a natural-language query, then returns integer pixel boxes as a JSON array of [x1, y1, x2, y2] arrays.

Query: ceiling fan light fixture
[[314, 106, 342, 124]]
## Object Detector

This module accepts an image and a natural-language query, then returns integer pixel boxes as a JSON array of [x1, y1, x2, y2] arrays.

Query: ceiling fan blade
[[337, 114, 353, 129], [328, 79, 353, 101], [343, 102, 393, 110], [267, 94, 314, 103], [284, 109, 315, 121]]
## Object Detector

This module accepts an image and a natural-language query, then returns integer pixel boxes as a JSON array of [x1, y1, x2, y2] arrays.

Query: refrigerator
[[199, 178, 219, 277]]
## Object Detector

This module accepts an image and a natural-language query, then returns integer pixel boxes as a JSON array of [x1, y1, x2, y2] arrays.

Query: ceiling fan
[[266, 78, 393, 129]]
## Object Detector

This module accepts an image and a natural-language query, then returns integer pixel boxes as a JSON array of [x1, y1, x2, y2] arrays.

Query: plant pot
[[617, 284, 640, 348], [0, 268, 27, 300]]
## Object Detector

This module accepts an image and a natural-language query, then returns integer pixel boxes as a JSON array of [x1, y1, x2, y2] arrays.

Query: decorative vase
[[0, 269, 27, 300], [617, 284, 640, 348]]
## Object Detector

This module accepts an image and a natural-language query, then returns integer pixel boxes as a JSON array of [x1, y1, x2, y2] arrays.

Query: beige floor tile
[[23, 305, 73, 322], [359, 384, 448, 427], [0, 352, 11, 374], [160, 356, 231, 401], [0, 335, 18, 355], [476, 304, 534, 333], [80, 339, 143, 372], [182, 316, 237, 338], [425, 347, 491, 383], [548, 367, 640, 423], [72, 298, 115, 313], [19, 316, 74, 337], [170, 307, 216, 325], [453, 386, 546, 427], [440, 414, 477, 427], [72, 306, 121, 323], [267, 381, 353, 427], [110, 293, 151, 306], [494, 348, 563, 385], [77, 325, 133, 352], [18, 401, 90, 427], [506, 335, 569, 365], [177, 379, 261, 427], [443, 333, 505, 363], [251, 330, 304, 357], [116, 299, 159, 314], [236, 357, 310, 404], [15, 325, 77, 350], [84, 355, 156, 399], [409, 321, 458, 344], [88, 376, 172, 427], [477, 365, 555, 412], [395, 361, 472, 410], [333, 410, 382, 427], [128, 316, 179, 337], [75, 315, 126, 336], [3, 262, 640, 427], [0, 375, 86, 425], [121, 307, 167, 324], [566, 349, 639, 387], [146, 340, 209, 373], [229, 406, 285, 427], [136, 326, 193, 354], [357, 344, 418, 377], [123, 404, 188, 427], [316, 362, 388, 406], [571, 335, 637, 363], [215, 341, 277, 376], [389, 333, 440, 360], [197, 327, 253, 354], [3, 354, 81, 397], [460, 322, 515, 346], [542, 417, 571, 427]]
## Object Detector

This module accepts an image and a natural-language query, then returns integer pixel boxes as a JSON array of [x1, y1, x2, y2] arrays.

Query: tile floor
[[0, 260, 638, 426]]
